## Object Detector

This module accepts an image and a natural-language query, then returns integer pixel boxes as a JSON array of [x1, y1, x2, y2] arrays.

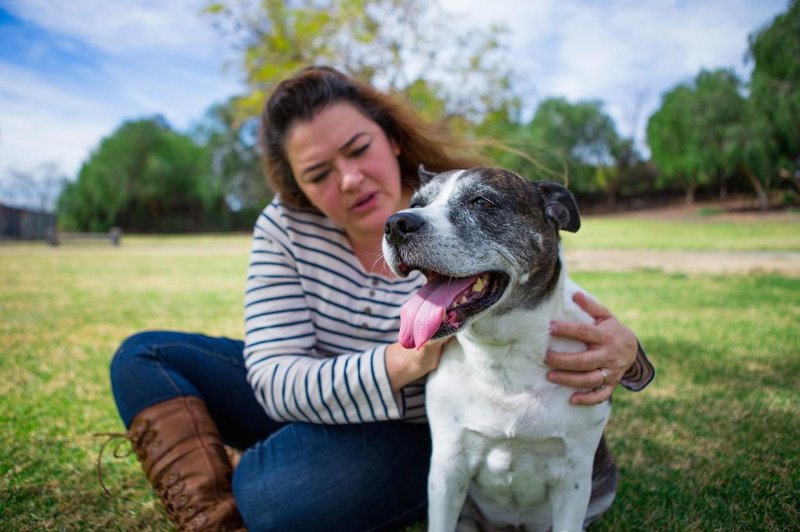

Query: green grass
[[562, 217, 800, 251], [1, 220, 798, 531], [1, 236, 251, 531], [576, 272, 800, 531]]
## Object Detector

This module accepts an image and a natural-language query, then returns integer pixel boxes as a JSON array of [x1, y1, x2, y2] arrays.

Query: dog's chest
[[426, 337, 609, 511], [427, 353, 583, 445], [426, 325, 593, 441], [464, 430, 568, 510]]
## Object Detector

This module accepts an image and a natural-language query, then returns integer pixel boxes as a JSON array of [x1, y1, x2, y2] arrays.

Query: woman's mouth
[[351, 192, 379, 212]]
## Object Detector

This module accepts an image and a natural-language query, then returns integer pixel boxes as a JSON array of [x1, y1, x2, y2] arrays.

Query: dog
[[382, 167, 612, 532]]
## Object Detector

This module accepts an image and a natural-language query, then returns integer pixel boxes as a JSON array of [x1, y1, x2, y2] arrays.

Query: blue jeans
[[110, 331, 431, 531]]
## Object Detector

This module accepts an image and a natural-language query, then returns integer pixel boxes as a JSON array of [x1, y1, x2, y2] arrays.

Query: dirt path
[[564, 200, 800, 276], [564, 249, 800, 277]]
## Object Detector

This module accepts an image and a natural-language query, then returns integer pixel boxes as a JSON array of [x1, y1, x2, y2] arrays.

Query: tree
[[203, 0, 516, 125], [646, 69, 765, 205], [720, 101, 777, 210], [0, 162, 66, 212], [647, 85, 702, 204], [605, 91, 649, 210], [748, 0, 800, 192], [471, 101, 532, 178], [607, 137, 643, 210], [524, 98, 623, 196], [58, 117, 224, 232], [190, 100, 270, 227]]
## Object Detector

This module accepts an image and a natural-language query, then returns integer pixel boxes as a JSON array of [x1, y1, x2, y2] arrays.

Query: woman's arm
[[245, 202, 425, 424], [385, 339, 448, 392], [619, 341, 655, 391], [545, 292, 654, 405]]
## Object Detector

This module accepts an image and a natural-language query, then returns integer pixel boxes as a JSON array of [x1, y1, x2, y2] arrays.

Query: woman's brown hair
[[260, 66, 484, 209]]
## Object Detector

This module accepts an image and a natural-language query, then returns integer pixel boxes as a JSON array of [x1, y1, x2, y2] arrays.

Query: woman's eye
[[309, 170, 330, 183], [351, 143, 370, 157], [472, 197, 494, 208]]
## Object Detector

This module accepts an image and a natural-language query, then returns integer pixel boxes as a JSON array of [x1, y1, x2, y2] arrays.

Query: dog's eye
[[472, 197, 494, 208]]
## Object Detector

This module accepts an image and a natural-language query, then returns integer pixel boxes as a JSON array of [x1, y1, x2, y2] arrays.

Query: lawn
[[561, 216, 800, 251], [1, 216, 798, 531]]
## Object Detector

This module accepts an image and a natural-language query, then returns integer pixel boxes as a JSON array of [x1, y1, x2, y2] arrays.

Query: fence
[[0, 203, 122, 246], [49, 228, 122, 246]]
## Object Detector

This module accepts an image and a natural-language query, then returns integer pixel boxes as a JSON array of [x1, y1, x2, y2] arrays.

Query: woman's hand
[[385, 338, 451, 392], [546, 292, 639, 405]]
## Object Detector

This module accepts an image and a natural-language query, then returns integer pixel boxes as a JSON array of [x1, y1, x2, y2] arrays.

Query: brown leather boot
[[124, 396, 246, 531]]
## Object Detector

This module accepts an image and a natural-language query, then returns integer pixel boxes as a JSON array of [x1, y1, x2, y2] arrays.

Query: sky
[[0, 0, 790, 197]]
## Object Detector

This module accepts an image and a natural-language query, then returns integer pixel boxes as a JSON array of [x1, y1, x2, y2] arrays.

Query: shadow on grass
[[1, 470, 168, 532], [596, 337, 799, 531]]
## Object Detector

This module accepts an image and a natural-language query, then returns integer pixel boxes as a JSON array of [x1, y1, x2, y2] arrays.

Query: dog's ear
[[534, 181, 581, 233], [418, 164, 438, 185]]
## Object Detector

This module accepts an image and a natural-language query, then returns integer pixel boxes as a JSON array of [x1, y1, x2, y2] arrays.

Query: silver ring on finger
[[598, 368, 609, 387]]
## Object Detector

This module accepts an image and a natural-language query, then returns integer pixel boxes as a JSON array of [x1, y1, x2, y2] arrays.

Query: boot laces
[[155, 465, 207, 524], [95, 423, 209, 526], [94, 420, 157, 496]]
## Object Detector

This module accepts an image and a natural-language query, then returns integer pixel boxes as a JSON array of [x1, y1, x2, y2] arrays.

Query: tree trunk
[[740, 165, 770, 211], [606, 185, 619, 212], [685, 185, 696, 205]]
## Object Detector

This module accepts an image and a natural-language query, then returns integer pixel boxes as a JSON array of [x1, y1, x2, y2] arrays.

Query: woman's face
[[285, 102, 409, 244]]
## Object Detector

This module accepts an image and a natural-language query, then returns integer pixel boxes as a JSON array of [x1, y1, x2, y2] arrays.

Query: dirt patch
[[602, 199, 800, 223], [565, 249, 800, 277], [568, 201, 800, 276]]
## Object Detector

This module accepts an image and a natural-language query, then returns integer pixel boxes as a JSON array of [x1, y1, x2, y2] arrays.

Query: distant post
[[110, 227, 122, 246], [46, 225, 59, 246]]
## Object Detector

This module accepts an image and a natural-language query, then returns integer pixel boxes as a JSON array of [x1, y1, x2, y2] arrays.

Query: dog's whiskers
[[370, 251, 389, 274]]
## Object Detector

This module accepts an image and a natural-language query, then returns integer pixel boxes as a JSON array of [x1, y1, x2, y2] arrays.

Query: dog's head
[[382, 166, 580, 349]]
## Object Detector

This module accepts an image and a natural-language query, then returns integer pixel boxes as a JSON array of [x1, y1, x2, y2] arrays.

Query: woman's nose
[[340, 164, 364, 191]]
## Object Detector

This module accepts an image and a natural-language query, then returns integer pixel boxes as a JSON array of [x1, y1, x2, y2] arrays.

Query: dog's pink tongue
[[399, 276, 476, 349]]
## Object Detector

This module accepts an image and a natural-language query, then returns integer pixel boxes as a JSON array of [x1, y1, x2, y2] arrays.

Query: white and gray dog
[[382, 167, 613, 532]]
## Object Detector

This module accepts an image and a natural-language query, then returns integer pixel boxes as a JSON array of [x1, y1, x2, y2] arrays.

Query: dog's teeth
[[457, 295, 469, 305], [472, 276, 487, 292]]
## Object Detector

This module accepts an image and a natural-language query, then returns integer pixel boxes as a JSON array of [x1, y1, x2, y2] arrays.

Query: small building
[[0, 203, 57, 241]]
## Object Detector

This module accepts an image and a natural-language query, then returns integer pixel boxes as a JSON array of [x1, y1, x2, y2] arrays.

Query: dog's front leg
[[427, 437, 471, 532], [548, 463, 593, 532]]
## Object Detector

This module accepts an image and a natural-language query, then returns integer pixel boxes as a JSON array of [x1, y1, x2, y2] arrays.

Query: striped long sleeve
[[244, 199, 428, 424], [620, 342, 655, 391]]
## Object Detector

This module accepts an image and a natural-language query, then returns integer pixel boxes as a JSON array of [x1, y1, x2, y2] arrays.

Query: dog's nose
[[384, 212, 424, 241]]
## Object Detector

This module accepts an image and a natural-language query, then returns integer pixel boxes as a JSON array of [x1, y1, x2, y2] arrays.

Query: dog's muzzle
[[383, 210, 510, 349], [384, 212, 424, 247]]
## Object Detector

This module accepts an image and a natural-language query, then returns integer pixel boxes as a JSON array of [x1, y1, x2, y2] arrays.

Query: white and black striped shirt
[[244, 198, 428, 424]]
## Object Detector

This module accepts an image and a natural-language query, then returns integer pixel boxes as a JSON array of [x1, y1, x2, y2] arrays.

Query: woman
[[109, 66, 653, 531]]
